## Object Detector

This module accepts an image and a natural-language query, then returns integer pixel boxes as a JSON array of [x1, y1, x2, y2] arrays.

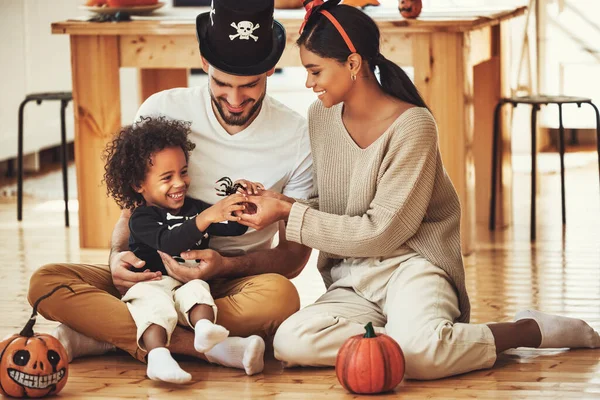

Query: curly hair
[[103, 116, 196, 210]]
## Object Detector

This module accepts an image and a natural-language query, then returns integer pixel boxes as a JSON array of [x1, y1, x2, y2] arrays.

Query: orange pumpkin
[[336, 322, 405, 394], [0, 285, 74, 398], [399, 0, 422, 19]]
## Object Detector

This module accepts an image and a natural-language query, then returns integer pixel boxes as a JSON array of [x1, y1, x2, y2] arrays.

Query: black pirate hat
[[196, 0, 286, 76]]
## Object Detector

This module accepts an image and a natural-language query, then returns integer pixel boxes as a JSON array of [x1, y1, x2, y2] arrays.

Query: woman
[[239, 0, 600, 380]]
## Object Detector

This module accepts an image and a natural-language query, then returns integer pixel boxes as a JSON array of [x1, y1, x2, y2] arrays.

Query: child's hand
[[204, 193, 248, 223], [234, 179, 265, 195]]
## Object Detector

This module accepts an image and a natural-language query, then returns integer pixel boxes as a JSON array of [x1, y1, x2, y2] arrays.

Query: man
[[27, 0, 312, 376]]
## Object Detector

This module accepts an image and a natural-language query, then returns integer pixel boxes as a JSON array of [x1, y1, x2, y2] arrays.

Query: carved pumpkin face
[[0, 334, 68, 398], [399, 0, 422, 18], [0, 285, 73, 398]]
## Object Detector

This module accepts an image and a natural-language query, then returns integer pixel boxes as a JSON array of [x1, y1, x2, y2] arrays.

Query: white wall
[[0, 0, 76, 162], [0, 0, 138, 164], [542, 0, 600, 129]]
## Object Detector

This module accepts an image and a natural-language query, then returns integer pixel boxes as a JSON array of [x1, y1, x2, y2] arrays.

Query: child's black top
[[128, 197, 248, 275]]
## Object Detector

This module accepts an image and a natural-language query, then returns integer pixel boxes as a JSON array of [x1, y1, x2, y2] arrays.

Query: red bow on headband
[[299, 0, 324, 34]]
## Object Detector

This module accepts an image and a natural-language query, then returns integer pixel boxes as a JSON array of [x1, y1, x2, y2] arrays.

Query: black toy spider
[[215, 176, 243, 196]]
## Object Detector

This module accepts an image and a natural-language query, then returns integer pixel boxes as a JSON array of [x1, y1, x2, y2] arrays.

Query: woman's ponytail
[[375, 54, 429, 110]]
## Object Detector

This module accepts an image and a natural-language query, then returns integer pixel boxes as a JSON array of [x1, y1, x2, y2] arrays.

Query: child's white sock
[[194, 319, 229, 353], [52, 324, 116, 362], [147, 347, 192, 384], [515, 310, 600, 348], [205, 335, 265, 376]]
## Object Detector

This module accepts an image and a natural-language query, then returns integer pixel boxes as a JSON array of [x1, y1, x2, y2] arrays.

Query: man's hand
[[109, 251, 161, 296], [234, 179, 265, 195], [257, 189, 295, 204], [158, 249, 224, 282]]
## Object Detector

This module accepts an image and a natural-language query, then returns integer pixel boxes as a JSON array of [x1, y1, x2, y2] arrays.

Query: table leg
[[138, 69, 189, 105], [473, 23, 513, 231], [497, 21, 514, 230], [70, 35, 122, 248], [412, 32, 475, 254]]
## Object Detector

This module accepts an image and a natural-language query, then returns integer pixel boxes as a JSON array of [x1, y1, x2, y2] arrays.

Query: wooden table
[[52, 6, 525, 251]]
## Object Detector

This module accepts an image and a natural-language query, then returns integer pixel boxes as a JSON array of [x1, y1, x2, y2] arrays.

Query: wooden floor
[[1, 151, 599, 399]]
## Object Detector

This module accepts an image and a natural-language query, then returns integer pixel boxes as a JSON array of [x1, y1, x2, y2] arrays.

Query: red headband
[[299, 1, 357, 54]]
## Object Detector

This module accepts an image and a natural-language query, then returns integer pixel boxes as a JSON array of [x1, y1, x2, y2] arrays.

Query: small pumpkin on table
[[399, 0, 422, 18]]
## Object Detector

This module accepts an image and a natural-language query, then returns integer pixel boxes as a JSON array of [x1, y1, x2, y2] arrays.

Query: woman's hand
[[238, 195, 293, 230]]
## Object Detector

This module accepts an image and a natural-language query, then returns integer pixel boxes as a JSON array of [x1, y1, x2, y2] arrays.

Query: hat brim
[[196, 13, 286, 76]]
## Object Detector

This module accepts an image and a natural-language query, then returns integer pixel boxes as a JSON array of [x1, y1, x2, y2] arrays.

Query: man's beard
[[210, 90, 266, 127]]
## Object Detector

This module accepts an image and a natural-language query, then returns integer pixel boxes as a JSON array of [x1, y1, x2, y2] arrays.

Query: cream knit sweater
[[286, 101, 470, 323]]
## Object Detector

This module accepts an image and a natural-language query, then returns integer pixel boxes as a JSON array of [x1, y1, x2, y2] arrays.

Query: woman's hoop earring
[[351, 74, 356, 82]]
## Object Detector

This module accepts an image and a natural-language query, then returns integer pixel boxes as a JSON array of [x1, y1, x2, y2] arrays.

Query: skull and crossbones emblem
[[229, 21, 260, 42], [209, 0, 215, 26]]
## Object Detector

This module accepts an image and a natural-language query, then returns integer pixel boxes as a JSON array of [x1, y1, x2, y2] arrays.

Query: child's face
[[135, 146, 190, 213]]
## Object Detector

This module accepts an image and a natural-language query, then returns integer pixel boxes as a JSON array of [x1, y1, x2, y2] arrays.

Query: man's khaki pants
[[28, 263, 300, 362]]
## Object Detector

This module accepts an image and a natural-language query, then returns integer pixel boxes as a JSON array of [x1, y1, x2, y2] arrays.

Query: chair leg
[[6, 159, 15, 178], [557, 104, 566, 225], [588, 101, 600, 201], [60, 99, 70, 227], [489, 102, 504, 231], [530, 105, 539, 241], [569, 128, 578, 145], [17, 99, 29, 222]]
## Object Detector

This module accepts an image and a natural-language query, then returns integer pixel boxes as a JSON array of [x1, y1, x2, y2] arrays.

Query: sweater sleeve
[[295, 191, 319, 210], [129, 207, 205, 255], [286, 117, 438, 258]]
